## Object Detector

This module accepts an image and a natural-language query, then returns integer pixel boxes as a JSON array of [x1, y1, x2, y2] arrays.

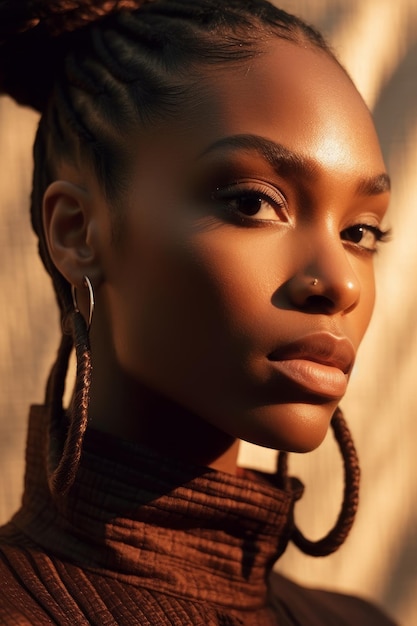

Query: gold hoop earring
[[71, 276, 95, 331]]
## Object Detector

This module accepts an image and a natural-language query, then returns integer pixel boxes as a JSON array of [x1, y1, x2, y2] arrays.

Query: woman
[[0, 0, 396, 624]]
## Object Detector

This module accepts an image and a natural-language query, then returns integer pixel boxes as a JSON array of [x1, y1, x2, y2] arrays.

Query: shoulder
[[269, 571, 398, 626], [0, 526, 56, 625]]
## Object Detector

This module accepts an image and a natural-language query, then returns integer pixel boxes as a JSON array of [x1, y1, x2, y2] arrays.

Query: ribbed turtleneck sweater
[[0, 405, 396, 625]]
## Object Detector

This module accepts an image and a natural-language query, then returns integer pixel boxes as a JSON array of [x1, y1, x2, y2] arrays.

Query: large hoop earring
[[277, 407, 360, 557], [49, 277, 94, 495], [71, 276, 95, 331]]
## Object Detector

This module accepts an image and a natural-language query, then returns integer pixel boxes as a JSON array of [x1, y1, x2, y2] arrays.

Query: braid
[[0, 0, 336, 494], [277, 407, 361, 557]]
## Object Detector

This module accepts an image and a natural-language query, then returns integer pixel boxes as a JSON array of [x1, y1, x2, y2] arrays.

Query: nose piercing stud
[[311, 278, 318, 286]]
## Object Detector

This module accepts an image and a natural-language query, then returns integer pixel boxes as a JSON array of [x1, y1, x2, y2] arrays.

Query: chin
[[238, 401, 337, 454]]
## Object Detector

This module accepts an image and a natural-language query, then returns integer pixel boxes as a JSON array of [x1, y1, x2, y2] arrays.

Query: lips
[[267, 333, 356, 398]]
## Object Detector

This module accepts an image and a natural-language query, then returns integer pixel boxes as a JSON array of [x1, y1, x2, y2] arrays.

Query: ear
[[43, 180, 103, 288]]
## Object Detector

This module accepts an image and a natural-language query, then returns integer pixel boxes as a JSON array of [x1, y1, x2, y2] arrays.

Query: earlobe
[[43, 180, 100, 286]]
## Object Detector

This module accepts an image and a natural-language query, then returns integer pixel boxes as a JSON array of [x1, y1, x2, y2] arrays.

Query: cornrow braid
[[276, 408, 361, 556]]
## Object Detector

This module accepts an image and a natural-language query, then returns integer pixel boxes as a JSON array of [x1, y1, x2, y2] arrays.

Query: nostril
[[303, 293, 335, 311]]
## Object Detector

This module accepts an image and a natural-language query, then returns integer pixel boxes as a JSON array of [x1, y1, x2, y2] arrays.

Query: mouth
[[267, 333, 356, 399]]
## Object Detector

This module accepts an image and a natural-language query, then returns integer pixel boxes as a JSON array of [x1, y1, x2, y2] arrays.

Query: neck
[[87, 351, 240, 474]]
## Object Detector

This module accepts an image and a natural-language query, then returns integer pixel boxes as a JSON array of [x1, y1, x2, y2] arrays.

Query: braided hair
[[0, 0, 359, 556]]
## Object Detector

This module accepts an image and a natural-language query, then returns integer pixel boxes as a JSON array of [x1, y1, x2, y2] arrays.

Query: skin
[[44, 39, 390, 474]]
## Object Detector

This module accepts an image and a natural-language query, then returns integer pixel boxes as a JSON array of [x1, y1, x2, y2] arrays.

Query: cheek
[[119, 231, 267, 356], [108, 228, 282, 407], [351, 259, 376, 347]]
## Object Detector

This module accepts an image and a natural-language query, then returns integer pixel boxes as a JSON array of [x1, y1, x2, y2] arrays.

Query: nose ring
[[311, 278, 319, 286]]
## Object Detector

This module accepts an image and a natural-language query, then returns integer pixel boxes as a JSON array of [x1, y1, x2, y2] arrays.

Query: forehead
[[184, 40, 386, 177]]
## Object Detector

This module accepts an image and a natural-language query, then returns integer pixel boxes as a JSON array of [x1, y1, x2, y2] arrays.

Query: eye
[[211, 180, 288, 224], [341, 224, 390, 253]]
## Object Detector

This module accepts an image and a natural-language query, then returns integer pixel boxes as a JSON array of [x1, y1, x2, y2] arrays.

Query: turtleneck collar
[[13, 405, 302, 612]]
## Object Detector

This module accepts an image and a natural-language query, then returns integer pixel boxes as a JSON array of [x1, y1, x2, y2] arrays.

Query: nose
[[286, 239, 361, 315]]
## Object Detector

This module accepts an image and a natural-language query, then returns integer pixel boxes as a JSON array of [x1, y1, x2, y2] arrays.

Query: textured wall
[[0, 1, 416, 624]]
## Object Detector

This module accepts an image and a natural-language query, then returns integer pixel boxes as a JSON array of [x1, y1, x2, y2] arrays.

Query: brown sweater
[[0, 406, 397, 625]]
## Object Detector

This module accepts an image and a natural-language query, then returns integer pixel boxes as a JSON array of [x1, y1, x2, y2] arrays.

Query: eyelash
[[210, 181, 288, 226], [341, 224, 391, 254], [210, 181, 390, 252]]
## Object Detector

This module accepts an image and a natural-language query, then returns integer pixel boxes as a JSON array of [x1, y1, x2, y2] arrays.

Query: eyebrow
[[356, 173, 391, 195], [199, 134, 391, 196]]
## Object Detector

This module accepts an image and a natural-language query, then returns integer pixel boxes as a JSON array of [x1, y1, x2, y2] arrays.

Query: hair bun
[[0, 0, 151, 41], [0, 0, 152, 110]]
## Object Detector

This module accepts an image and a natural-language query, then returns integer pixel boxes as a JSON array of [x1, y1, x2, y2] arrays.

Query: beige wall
[[1, 1, 416, 624]]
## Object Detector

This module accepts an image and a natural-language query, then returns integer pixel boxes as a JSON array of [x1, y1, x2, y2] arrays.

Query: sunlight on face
[[96, 40, 390, 454]]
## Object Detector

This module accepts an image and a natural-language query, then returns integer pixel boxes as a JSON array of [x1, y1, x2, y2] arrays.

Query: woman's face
[[98, 40, 390, 453]]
